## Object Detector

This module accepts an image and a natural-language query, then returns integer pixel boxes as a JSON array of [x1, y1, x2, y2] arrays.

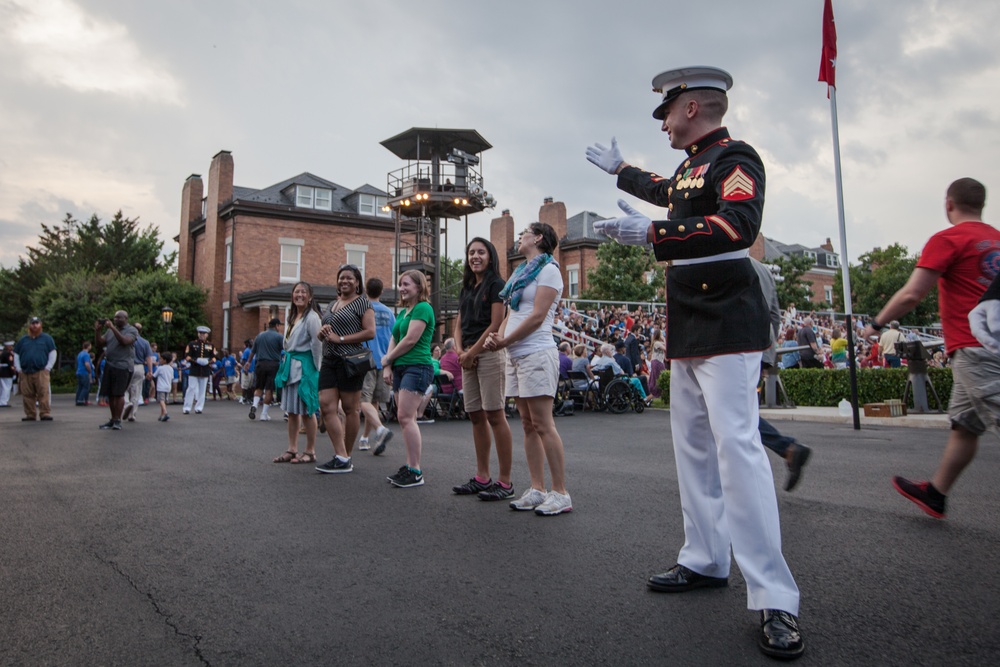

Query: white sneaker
[[535, 491, 573, 516], [509, 488, 547, 511], [358, 437, 371, 451], [260, 414, 272, 422]]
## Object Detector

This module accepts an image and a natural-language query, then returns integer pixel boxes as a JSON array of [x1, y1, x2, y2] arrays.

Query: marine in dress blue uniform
[[587, 66, 803, 660]]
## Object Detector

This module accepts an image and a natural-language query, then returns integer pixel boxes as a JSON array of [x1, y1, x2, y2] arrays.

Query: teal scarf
[[500, 254, 558, 311], [274, 350, 319, 415]]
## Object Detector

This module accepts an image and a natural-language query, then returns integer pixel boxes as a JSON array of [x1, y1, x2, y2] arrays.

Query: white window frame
[[803, 250, 817, 262], [296, 185, 332, 210], [826, 254, 840, 268], [824, 285, 833, 303], [345, 244, 367, 281], [279, 238, 304, 283], [222, 302, 230, 348], [224, 239, 233, 282], [359, 193, 390, 217], [567, 264, 580, 298]]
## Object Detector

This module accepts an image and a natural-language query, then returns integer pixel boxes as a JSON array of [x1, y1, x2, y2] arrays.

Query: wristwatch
[[339, 335, 344, 343]]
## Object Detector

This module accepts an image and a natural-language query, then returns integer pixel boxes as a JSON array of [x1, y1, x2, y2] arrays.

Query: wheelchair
[[566, 367, 646, 414]]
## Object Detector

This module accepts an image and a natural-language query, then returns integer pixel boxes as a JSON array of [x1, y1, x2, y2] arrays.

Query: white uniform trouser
[[669, 351, 800, 616], [184, 376, 208, 412], [0, 377, 12, 405], [125, 364, 145, 414]]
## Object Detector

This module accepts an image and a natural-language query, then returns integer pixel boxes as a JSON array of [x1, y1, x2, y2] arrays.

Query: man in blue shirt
[[124, 324, 154, 422], [13, 316, 57, 421], [358, 278, 395, 454], [76, 341, 94, 405]]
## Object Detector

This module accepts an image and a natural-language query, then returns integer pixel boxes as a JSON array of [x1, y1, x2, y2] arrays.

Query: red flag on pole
[[819, 0, 837, 91]]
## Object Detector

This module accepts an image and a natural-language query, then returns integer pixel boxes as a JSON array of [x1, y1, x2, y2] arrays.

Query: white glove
[[593, 199, 652, 246], [969, 300, 1000, 354], [196, 357, 209, 366], [585, 137, 625, 174]]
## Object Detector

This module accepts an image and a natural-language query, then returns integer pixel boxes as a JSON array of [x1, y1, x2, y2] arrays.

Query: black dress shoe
[[40, 416, 53, 421], [758, 609, 804, 660], [784, 443, 812, 492], [647, 564, 728, 592], [21, 417, 36, 421]]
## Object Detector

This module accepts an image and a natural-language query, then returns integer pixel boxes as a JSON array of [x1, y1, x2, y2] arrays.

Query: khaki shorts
[[505, 347, 559, 399], [948, 346, 1000, 436], [361, 367, 391, 404], [462, 349, 506, 412]]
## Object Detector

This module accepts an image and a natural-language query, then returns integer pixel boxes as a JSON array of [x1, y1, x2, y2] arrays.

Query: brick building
[[490, 198, 607, 300], [755, 236, 841, 306], [178, 150, 415, 350]]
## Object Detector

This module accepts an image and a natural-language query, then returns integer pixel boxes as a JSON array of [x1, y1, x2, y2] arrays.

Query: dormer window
[[359, 193, 390, 217], [825, 254, 840, 268], [296, 186, 332, 211]]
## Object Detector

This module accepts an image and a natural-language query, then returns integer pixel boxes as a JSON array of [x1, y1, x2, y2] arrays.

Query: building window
[[346, 247, 366, 280], [803, 250, 817, 262], [359, 194, 390, 217], [222, 304, 230, 348], [279, 241, 302, 283], [296, 186, 333, 211], [224, 241, 232, 282], [824, 285, 833, 303], [567, 266, 580, 298], [826, 254, 840, 268]]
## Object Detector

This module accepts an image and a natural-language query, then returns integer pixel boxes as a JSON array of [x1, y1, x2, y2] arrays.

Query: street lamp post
[[161, 307, 173, 352]]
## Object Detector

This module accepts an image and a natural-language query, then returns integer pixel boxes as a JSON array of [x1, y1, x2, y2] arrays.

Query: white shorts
[[505, 347, 559, 399]]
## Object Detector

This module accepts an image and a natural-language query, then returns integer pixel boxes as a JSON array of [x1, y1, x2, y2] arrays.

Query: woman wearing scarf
[[273, 282, 323, 464], [485, 222, 572, 516]]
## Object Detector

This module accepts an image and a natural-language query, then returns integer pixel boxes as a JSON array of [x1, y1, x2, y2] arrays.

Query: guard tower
[[381, 127, 495, 319]]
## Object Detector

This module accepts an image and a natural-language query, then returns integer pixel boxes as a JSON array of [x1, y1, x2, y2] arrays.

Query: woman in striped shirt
[[315, 265, 375, 474]]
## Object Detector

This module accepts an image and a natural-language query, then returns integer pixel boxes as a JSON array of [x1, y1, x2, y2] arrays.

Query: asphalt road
[[2, 395, 998, 666]]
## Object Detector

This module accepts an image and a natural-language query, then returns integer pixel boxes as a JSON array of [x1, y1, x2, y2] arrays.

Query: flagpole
[[828, 85, 861, 430]]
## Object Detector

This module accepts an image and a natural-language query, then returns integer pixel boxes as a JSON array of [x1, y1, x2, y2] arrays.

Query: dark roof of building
[[566, 211, 609, 241], [231, 173, 387, 214], [380, 127, 492, 160]]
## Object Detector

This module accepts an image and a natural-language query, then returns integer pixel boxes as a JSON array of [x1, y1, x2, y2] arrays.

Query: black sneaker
[[391, 467, 424, 488], [111, 420, 123, 431], [315, 457, 353, 474], [478, 481, 515, 501], [99, 420, 115, 430], [892, 476, 946, 518], [453, 477, 492, 495], [249, 405, 256, 420], [387, 465, 409, 483]]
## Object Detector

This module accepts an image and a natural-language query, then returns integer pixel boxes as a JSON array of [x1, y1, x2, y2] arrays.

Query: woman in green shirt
[[381, 270, 436, 488]]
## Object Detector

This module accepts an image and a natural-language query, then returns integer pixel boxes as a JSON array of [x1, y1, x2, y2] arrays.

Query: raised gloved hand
[[196, 357, 209, 366], [585, 137, 625, 174], [969, 300, 1000, 354], [593, 199, 652, 246]]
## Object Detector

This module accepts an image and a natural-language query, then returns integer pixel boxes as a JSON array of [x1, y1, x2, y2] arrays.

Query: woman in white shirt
[[485, 223, 572, 516]]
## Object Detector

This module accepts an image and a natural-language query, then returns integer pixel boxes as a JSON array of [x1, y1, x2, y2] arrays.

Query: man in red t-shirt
[[862, 178, 1000, 519]]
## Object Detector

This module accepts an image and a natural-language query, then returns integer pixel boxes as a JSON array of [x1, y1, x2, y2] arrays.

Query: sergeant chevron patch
[[721, 166, 754, 201]]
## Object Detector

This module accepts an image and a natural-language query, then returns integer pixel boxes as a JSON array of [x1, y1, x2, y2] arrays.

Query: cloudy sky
[[2, 0, 998, 272]]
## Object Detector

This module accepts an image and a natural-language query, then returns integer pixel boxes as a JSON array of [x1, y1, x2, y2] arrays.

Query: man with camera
[[94, 311, 138, 431]]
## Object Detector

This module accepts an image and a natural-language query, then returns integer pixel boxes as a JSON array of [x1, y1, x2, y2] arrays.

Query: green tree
[[834, 243, 938, 325], [769, 255, 815, 311], [30, 268, 206, 359], [581, 242, 664, 302], [0, 211, 174, 338], [439, 256, 464, 301]]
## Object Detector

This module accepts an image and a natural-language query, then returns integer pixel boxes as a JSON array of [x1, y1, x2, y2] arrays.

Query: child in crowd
[[156, 352, 175, 422]]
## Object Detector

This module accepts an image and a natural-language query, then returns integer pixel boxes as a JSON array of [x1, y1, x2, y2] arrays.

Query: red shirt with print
[[917, 221, 1000, 354]]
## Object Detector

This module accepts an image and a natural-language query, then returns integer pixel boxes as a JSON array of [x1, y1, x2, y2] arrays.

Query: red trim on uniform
[[706, 215, 741, 241], [721, 166, 755, 201]]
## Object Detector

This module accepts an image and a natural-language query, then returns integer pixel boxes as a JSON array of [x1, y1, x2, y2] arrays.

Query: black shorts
[[102, 366, 133, 398], [318, 356, 365, 393], [255, 360, 280, 392]]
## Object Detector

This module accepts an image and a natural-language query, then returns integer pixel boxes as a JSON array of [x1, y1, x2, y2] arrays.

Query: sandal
[[291, 452, 316, 464], [273, 450, 297, 463]]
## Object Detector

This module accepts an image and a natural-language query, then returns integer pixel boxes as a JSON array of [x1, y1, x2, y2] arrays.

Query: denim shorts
[[392, 364, 433, 394]]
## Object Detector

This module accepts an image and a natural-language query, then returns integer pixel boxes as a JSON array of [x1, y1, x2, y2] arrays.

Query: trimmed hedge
[[655, 367, 952, 410]]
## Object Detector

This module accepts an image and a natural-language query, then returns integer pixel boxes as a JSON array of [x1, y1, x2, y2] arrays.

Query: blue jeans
[[884, 354, 901, 368], [75, 373, 91, 404], [759, 417, 797, 458]]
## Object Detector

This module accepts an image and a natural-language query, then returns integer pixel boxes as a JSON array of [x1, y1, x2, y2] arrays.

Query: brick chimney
[[201, 150, 234, 336], [538, 197, 567, 294], [821, 237, 835, 252], [490, 210, 515, 279], [749, 232, 766, 262], [178, 174, 203, 282]]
